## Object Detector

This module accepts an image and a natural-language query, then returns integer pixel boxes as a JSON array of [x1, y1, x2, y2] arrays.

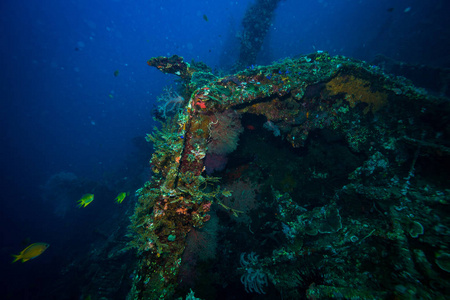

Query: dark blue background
[[1, 0, 448, 298]]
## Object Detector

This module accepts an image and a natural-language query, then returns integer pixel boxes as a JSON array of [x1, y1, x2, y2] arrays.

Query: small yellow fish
[[77, 193, 94, 208], [115, 192, 129, 204], [12, 243, 49, 263]]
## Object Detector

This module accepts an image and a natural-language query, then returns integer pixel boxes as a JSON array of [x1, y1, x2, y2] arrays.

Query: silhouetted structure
[[238, 0, 282, 68]]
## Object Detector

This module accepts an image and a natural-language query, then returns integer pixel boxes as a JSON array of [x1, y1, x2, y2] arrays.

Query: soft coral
[[157, 86, 185, 118]]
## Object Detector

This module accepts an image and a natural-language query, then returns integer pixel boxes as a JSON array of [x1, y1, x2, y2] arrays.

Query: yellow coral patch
[[326, 75, 387, 114]]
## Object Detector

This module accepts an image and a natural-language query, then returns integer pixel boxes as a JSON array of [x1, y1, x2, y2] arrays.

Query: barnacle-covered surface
[[129, 53, 450, 299]]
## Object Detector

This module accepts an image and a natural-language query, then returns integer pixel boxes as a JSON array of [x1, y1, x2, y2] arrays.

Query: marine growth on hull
[[128, 52, 450, 299]]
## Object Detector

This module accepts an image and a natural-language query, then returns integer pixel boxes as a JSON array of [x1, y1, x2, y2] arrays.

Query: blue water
[[1, 0, 448, 298]]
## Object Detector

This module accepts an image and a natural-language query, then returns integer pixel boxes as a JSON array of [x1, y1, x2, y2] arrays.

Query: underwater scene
[[1, 0, 450, 299]]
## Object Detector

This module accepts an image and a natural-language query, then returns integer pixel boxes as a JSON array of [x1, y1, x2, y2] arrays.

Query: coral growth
[[204, 110, 244, 173], [326, 74, 387, 114], [133, 52, 450, 299], [206, 110, 244, 156], [240, 252, 268, 294], [157, 86, 185, 118], [221, 179, 259, 223], [179, 213, 218, 286], [263, 120, 281, 136], [204, 153, 228, 174], [185, 212, 218, 261]]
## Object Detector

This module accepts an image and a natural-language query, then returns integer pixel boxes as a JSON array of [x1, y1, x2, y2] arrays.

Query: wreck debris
[[129, 52, 450, 299]]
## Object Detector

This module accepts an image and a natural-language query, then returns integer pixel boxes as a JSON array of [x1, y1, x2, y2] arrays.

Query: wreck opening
[[213, 111, 366, 208]]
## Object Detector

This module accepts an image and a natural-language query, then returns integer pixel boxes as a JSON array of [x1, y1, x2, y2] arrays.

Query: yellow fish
[[115, 192, 129, 204], [12, 243, 49, 263], [77, 193, 94, 208]]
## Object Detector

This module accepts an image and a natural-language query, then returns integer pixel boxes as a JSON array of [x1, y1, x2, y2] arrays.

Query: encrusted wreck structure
[[128, 53, 450, 299]]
